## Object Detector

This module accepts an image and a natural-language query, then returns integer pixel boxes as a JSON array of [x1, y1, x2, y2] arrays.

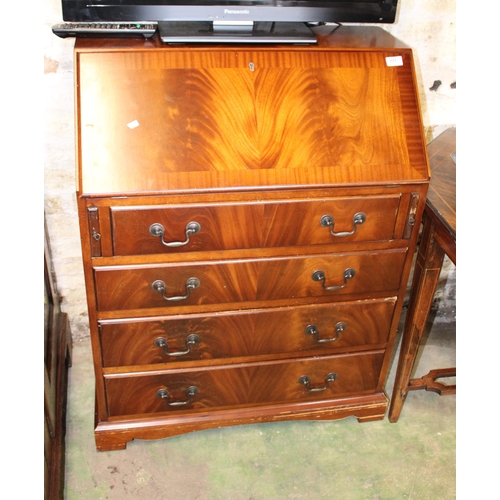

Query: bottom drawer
[[105, 351, 384, 417]]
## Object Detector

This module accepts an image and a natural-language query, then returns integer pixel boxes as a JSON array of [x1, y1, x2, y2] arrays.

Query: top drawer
[[110, 196, 400, 256]]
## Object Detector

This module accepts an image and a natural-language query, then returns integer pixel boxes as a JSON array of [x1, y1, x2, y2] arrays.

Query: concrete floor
[[63, 309, 456, 499]]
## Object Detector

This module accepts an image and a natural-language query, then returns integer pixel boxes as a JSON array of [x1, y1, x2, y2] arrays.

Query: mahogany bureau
[[74, 26, 430, 451]]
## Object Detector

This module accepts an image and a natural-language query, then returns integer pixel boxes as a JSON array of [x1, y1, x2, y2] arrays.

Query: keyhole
[[249, 62, 255, 72]]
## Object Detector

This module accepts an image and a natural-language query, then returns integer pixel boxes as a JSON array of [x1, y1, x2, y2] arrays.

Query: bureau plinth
[[74, 26, 430, 451]]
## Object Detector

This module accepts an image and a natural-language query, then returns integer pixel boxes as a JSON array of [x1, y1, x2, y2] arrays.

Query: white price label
[[386, 56, 403, 67]]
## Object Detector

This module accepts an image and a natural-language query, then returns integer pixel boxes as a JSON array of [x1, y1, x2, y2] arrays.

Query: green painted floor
[[64, 314, 456, 499]]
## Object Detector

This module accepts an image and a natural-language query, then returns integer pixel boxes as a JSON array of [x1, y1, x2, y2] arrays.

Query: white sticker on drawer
[[127, 120, 140, 129], [386, 56, 403, 67]]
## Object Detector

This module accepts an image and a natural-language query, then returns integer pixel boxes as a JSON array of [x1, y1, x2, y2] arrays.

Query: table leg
[[388, 211, 445, 423]]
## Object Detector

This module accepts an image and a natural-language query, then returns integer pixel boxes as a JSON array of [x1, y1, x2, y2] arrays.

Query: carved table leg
[[388, 212, 445, 423]]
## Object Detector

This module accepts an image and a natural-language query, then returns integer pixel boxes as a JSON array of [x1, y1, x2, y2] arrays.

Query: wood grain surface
[[105, 351, 385, 416], [425, 127, 456, 234], [109, 196, 400, 255], [76, 43, 428, 195], [94, 249, 407, 311], [99, 298, 396, 366]]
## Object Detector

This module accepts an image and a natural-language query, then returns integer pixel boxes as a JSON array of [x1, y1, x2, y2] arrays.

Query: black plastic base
[[158, 21, 318, 44]]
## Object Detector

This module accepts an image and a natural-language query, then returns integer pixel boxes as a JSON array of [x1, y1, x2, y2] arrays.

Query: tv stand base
[[158, 21, 318, 44]]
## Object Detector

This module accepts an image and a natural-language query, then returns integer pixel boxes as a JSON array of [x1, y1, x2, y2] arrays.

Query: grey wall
[[43, 0, 456, 340]]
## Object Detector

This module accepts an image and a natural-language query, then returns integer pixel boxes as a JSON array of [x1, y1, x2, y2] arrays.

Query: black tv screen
[[61, 0, 399, 24]]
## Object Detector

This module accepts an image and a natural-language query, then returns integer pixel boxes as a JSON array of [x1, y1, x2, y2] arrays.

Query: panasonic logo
[[224, 9, 250, 14]]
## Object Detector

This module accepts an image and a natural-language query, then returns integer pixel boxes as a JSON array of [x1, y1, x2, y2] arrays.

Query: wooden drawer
[[94, 249, 406, 312], [109, 196, 400, 256], [99, 299, 396, 367], [105, 351, 385, 417]]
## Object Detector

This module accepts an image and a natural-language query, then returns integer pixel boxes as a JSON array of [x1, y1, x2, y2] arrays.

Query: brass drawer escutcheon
[[305, 322, 346, 343], [312, 268, 356, 291], [152, 277, 200, 302], [149, 221, 201, 247], [320, 212, 366, 237], [156, 386, 198, 407], [154, 334, 200, 357], [298, 372, 338, 392]]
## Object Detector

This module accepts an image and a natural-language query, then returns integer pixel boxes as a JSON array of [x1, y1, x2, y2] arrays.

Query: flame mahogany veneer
[[75, 26, 429, 451]]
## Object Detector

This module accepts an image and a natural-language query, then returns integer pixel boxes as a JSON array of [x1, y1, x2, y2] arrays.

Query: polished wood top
[[75, 27, 429, 197], [74, 25, 412, 52], [425, 128, 456, 235]]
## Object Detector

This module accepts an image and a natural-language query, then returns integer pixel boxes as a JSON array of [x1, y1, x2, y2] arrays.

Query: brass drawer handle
[[306, 322, 346, 343], [320, 212, 366, 237], [298, 372, 337, 392], [154, 334, 200, 356], [152, 278, 200, 301], [312, 268, 356, 291], [156, 386, 198, 407], [149, 221, 201, 247]]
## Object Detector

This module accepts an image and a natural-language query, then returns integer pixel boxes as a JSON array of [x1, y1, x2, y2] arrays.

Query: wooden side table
[[388, 127, 456, 423]]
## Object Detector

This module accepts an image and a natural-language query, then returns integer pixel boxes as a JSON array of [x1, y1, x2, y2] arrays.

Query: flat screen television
[[60, 0, 399, 43]]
